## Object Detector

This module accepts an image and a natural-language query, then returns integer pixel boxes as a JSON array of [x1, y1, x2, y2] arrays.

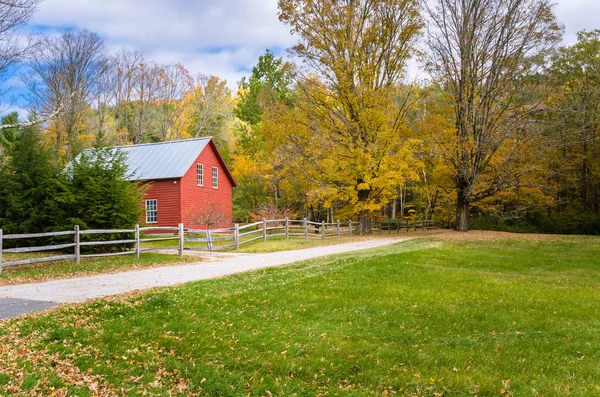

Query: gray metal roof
[[107, 138, 211, 181]]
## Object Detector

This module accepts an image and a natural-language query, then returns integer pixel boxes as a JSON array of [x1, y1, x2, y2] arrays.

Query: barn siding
[[141, 179, 181, 227], [180, 144, 233, 229]]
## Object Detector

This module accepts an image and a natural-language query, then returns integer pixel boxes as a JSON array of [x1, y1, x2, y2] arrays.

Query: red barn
[[117, 138, 236, 229]]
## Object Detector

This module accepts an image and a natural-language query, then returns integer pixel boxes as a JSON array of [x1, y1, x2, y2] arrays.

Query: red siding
[[180, 143, 233, 229], [141, 179, 181, 227]]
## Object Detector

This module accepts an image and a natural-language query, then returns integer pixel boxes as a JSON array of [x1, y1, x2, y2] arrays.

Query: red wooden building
[[117, 138, 236, 229]]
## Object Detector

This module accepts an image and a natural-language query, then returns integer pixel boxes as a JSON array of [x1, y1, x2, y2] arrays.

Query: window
[[146, 199, 157, 223], [212, 166, 218, 189], [197, 163, 204, 186]]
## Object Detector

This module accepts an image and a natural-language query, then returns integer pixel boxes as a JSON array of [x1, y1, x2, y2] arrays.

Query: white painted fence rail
[[0, 217, 434, 272]]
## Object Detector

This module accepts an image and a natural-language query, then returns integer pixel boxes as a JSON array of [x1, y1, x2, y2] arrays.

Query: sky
[[5, 0, 600, 115]]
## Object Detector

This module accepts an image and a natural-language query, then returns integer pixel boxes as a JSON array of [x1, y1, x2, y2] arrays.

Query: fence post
[[337, 220, 340, 239], [134, 224, 140, 259], [285, 217, 289, 240], [414, 220, 417, 231], [321, 221, 325, 240], [206, 229, 213, 251], [0, 229, 3, 275], [234, 223, 240, 250], [263, 218, 267, 242], [422, 219, 426, 231], [178, 223, 184, 257], [74, 225, 80, 265], [304, 218, 308, 239], [349, 220, 352, 237]]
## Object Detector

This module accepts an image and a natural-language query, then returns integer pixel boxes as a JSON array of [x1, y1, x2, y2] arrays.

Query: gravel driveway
[[0, 238, 406, 318]]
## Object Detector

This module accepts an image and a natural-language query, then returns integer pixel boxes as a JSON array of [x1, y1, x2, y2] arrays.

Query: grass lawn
[[1, 234, 599, 396], [0, 253, 196, 285]]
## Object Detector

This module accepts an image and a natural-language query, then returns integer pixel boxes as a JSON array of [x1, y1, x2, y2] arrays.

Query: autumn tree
[[275, 0, 422, 228], [25, 29, 108, 162], [155, 64, 193, 141], [110, 50, 144, 143], [128, 61, 161, 143], [180, 74, 233, 148], [425, 0, 563, 231]]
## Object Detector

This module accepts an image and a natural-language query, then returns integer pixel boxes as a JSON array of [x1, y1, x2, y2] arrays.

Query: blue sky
[[3, 0, 600, 117]]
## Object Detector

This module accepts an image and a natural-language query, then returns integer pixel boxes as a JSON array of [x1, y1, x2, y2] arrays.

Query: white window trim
[[197, 163, 204, 186], [146, 199, 158, 223], [212, 166, 218, 189]]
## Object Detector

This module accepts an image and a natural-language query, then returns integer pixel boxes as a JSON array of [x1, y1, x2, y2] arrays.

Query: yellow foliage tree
[[273, 0, 423, 227]]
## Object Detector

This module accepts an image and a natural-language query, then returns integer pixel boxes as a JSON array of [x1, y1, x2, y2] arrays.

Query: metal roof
[[99, 138, 211, 181], [69, 137, 237, 186], [119, 138, 211, 181]]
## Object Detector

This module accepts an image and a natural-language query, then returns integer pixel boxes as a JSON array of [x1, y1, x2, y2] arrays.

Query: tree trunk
[[455, 188, 470, 232], [358, 211, 371, 234]]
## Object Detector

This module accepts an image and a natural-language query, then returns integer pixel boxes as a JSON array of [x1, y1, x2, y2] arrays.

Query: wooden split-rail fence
[[0, 218, 434, 273]]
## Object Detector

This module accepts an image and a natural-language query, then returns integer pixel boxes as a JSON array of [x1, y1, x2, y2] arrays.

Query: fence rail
[[0, 217, 435, 273]]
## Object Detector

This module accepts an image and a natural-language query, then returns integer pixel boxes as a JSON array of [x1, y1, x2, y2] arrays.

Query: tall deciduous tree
[[275, 0, 422, 227], [0, 0, 40, 110], [425, 0, 562, 231], [155, 64, 193, 141], [182, 74, 233, 145], [111, 49, 144, 143], [25, 29, 107, 162]]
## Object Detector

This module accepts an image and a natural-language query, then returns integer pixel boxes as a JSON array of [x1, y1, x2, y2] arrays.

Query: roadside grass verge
[[1, 233, 406, 284], [235, 235, 356, 253], [234, 230, 432, 253], [0, 253, 196, 285], [1, 235, 599, 396]]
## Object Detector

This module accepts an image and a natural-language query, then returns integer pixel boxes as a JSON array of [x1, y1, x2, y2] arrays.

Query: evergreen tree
[[0, 124, 70, 235], [67, 147, 144, 231]]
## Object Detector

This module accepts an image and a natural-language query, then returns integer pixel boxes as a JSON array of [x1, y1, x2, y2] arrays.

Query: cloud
[[12, 0, 600, 95], [555, 0, 600, 45], [28, 0, 297, 89]]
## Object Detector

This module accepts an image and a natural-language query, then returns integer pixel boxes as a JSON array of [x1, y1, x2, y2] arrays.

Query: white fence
[[0, 217, 434, 273]]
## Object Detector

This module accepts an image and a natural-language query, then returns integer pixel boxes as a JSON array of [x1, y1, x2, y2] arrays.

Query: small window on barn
[[197, 163, 204, 186], [146, 199, 157, 223], [212, 166, 218, 189]]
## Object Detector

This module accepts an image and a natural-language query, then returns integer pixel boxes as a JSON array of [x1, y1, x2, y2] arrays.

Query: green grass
[[236, 235, 356, 253], [0, 252, 196, 285], [1, 236, 600, 396]]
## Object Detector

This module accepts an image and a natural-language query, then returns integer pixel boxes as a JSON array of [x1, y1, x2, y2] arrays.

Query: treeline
[[1, 0, 599, 234], [21, 30, 234, 163]]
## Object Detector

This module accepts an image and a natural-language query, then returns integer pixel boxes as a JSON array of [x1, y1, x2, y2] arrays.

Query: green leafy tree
[[234, 49, 294, 156], [231, 50, 295, 221], [549, 30, 600, 213]]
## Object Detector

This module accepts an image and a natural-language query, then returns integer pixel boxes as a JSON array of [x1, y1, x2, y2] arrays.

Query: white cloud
[[555, 0, 600, 45], [14, 0, 600, 93], [29, 0, 296, 89]]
